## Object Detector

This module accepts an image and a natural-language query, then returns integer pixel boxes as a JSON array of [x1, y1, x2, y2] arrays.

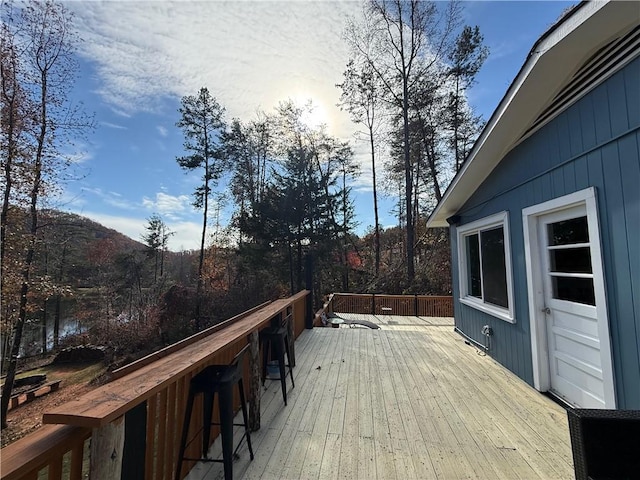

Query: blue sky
[[59, 0, 576, 251]]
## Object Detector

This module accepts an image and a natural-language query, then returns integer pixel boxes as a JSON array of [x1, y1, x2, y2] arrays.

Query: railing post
[[91, 416, 125, 479], [248, 331, 261, 431], [371, 294, 375, 315], [121, 401, 146, 480], [305, 255, 314, 329], [287, 308, 296, 367]]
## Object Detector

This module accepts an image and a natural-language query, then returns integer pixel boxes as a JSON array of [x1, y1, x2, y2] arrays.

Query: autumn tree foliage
[[0, 0, 93, 427]]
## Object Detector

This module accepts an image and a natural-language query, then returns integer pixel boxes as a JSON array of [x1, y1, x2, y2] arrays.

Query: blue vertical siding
[[452, 57, 640, 408]]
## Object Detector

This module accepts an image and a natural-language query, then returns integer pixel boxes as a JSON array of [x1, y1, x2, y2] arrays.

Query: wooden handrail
[[111, 300, 272, 380], [0, 425, 90, 480], [42, 297, 303, 428], [330, 293, 454, 317], [1, 290, 315, 480]]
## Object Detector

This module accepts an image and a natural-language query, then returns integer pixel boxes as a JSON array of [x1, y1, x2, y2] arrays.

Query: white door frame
[[522, 187, 616, 407]]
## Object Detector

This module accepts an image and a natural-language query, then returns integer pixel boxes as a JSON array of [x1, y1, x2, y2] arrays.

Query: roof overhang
[[427, 0, 639, 228]]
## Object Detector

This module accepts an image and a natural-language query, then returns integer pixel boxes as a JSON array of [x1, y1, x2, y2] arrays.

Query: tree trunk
[[403, 86, 415, 282], [54, 295, 61, 349], [1, 301, 26, 428], [1, 188, 40, 428], [453, 76, 461, 171], [288, 237, 294, 296], [369, 125, 381, 276], [296, 237, 303, 293], [0, 40, 19, 294], [1, 68, 47, 428], [41, 300, 48, 355], [195, 138, 209, 330]]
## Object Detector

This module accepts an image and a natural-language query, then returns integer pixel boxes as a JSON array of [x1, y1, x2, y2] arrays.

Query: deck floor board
[[189, 315, 573, 480]]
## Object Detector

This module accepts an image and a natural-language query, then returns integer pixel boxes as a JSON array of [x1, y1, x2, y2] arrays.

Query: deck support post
[[305, 255, 314, 329], [90, 415, 125, 479], [248, 330, 261, 431], [122, 401, 146, 480], [286, 310, 296, 368]]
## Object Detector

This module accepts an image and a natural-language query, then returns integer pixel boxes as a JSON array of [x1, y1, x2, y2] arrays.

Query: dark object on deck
[[175, 344, 254, 480], [567, 408, 640, 480], [342, 319, 380, 329], [327, 313, 380, 330], [260, 315, 295, 405]]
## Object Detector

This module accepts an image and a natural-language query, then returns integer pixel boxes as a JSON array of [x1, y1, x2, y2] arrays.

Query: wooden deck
[[186, 315, 574, 479]]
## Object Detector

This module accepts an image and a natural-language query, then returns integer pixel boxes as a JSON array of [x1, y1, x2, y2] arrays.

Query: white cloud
[[100, 121, 127, 130], [165, 220, 202, 252], [77, 211, 201, 251], [142, 191, 192, 219], [76, 211, 202, 252], [66, 150, 93, 164], [105, 197, 136, 210], [65, 1, 401, 198], [59, 141, 94, 165], [68, 2, 360, 135], [81, 187, 137, 210]]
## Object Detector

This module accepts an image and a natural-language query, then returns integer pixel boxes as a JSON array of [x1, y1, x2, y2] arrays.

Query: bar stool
[[175, 344, 254, 480], [260, 314, 294, 405]]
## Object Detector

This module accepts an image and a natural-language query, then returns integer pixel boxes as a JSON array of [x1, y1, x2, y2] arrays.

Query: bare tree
[[1, 0, 33, 296], [338, 59, 384, 276], [345, 0, 461, 282], [1, 0, 93, 428]]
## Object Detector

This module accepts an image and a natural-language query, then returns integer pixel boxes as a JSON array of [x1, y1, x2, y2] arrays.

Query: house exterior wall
[[450, 56, 640, 408]]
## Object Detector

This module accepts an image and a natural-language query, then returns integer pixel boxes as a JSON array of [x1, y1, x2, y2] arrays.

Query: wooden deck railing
[[313, 293, 335, 327], [330, 293, 454, 317], [0, 290, 310, 480]]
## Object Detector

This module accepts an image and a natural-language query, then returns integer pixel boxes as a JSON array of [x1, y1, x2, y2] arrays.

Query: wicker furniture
[[567, 408, 640, 479]]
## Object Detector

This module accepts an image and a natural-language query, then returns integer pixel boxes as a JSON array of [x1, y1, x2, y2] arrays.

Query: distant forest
[[3, 208, 451, 360]]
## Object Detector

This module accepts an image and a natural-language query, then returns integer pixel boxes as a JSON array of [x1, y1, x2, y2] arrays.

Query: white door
[[538, 204, 607, 408]]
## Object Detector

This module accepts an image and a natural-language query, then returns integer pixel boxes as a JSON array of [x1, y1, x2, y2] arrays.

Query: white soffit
[[427, 0, 640, 228]]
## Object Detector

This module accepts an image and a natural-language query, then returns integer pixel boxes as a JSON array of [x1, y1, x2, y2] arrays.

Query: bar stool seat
[[175, 344, 254, 480], [260, 320, 294, 406]]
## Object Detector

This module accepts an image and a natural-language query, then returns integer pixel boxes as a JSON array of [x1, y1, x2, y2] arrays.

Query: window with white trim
[[457, 211, 515, 322]]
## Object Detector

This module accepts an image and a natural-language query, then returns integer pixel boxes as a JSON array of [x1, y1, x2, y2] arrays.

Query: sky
[[56, 0, 577, 251]]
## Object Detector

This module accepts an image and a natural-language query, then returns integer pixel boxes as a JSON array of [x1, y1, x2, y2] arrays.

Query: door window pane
[[548, 216, 589, 246], [549, 247, 593, 273], [465, 234, 481, 298], [481, 227, 508, 308], [552, 276, 596, 305]]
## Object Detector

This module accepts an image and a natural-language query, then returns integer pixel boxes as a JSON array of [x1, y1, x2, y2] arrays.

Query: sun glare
[[293, 95, 330, 130]]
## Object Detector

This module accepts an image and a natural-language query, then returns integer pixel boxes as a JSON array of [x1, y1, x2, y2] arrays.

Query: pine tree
[[176, 87, 226, 329]]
